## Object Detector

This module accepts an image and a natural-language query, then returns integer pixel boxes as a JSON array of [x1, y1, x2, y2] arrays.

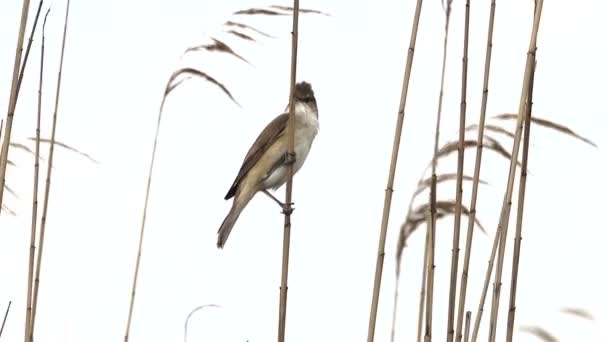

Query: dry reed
[[277, 1, 300, 341], [454, 0, 496, 340], [505, 59, 536, 342], [0, 0, 32, 213], [424, 0, 453, 339], [24, 7, 50, 342], [463, 311, 471, 342], [487, 2, 544, 340], [366, 0, 425, 340], [30, 1, 71, 339], [0, 301, 11, 339], [446, 0, 470, 339]]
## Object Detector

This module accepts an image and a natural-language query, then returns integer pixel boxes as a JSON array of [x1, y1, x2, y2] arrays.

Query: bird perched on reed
[[217, 81, 319, 248]]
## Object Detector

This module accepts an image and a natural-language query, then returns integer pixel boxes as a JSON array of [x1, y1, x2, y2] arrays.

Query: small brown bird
[[217, 81, 320, 248]]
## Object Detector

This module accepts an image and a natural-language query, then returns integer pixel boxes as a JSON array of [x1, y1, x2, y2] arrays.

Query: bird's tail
[[217, 207, 240, 249], [217, 189, 255, 249]]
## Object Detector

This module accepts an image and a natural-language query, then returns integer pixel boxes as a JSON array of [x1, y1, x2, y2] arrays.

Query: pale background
[[0, 0, 607, 341]]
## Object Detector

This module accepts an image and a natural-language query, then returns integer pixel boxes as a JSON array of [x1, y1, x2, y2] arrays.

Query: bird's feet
[[281, 202, 295, 215], [262, 189, 295, 214], [284, 152, 296, 165]]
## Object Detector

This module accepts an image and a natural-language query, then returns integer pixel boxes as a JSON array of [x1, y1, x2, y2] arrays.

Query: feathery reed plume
[[505, 59, 535, 342], [123, 6, 325, 340], [492, 114, 597, 148], [454, 0, 496, 340], [366, 0, 425, 340], [24, 8, 50, 342], [560, 307, 595, 321], [277, 1, 300, 341], [30, 1, 71, 339], [0, 0, 32, 214], [487, 3, 544, 340], [424, 0, 453, 339], [463, 311, 471, 342], [446, 1, 470, 339], [0, 301, 11, 339], [26, 138, 98, 163], [520, 326, 558, 342], [183, 304, 220, 342]]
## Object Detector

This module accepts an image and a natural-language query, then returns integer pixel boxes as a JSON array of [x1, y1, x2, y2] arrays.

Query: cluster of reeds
[[370, 0, 597, 341]]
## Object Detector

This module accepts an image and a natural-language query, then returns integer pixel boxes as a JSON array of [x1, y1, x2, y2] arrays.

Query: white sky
[[1, 0, 607, 341]]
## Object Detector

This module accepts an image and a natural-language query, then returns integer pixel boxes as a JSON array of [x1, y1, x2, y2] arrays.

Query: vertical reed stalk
[[366, 0, 425, 340], [463, 311, 471, 342], [505, 59, 536, 342], [0, 0, 32, 212], [446, 1, 470, 340], [417, 214, 431, 342], [15, 0, 45, 101], [424, 1, 452, 340], [277, 1, 299, 341], [487, 2, 544, 340], [470, 214, 500, 341], [24, 8, 50, 342], [30, 1, 71, 339], [454, 1, 496, 341]]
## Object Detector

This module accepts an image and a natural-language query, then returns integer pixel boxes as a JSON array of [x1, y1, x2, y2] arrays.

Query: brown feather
[[224, 113, 290, 199]]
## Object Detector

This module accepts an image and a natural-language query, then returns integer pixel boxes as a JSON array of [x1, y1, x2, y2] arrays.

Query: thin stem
[[0, 0, 32, 214], [277, 1, 299, 341], [425, 1, 452, 340], [417, 215, 431, 342], [505, 59, 536, 342], [454, 1, 497, 340], [30, 1, 71, 339], [446, 0, 470, 340], [366, 0, 425, 340], [0, 301, 11, 339], [487, 2, 544, 340], [24, 7, 50, 342], [470, 216, 501, 341]]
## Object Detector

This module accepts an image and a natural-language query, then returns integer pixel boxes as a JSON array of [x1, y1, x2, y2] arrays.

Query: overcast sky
[[1, 0, 607, 341]]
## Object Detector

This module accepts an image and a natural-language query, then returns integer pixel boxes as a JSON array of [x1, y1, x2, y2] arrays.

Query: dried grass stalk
[[446, 0, 470, 339], [424, 0, 453, 339], [454, 1, 496, 340], [277, 1, 300, 341], [0, 0, 33, 213], [505, 59, 536, 342], [30, 1, 72, 339], [0, 301, 11, 339], [24, 8, 50, 342], [487, 2, 544, 340], [366, 0, 425, 340]]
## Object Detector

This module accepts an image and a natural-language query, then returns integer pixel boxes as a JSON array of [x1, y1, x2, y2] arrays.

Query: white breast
[[262, 102, 319, 190]]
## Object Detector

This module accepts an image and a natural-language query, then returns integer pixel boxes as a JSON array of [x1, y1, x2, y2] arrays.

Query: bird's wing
[[224, 112, 289, 200]]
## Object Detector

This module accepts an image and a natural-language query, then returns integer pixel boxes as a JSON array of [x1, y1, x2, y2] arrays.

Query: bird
[[216, 81, 320, 248]]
